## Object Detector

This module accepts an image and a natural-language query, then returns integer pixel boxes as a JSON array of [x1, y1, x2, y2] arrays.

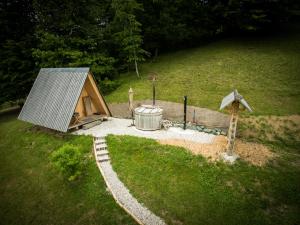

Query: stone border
[[93, 137, 166, 225]]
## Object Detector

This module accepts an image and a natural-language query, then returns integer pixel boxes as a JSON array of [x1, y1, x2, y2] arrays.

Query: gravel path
[[75, 117, 215, 144], [93, 137, 166, 225]]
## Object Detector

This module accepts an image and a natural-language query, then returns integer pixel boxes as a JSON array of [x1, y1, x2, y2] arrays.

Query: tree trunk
[[134, 59, 140, 78], [134, 48, 140, 78]]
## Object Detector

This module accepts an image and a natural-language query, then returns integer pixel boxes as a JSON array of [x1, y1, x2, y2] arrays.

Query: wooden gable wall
[[74, 73, 110, 119]]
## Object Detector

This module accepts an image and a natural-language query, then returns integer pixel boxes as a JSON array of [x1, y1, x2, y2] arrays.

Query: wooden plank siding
[[74, 72, 111, 119]]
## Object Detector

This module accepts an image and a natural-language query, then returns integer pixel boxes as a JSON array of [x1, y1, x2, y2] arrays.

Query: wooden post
[[226, 101, 239, 155], [152, 78, 156, 106], [183, 96, 187, 130], [128, 88, 134, 125], [193, 109, 196, 124]]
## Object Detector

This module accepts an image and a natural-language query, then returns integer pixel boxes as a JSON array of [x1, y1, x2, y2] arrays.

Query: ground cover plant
[[0, 113, 136, 225], [50, 144, 87, 181], [107, 135, 300, 225], [106, 25, 300, 116]]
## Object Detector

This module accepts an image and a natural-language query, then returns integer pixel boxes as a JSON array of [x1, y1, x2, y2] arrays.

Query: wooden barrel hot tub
[[134, 105, 163, 130]]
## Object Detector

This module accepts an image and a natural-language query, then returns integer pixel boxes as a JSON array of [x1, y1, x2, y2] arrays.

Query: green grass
[[0, 114, 136, 225], [107, 135, 300, 225], [106, 26, 300, 115]]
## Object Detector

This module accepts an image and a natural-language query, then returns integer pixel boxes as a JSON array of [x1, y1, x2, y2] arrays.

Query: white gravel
[[75, 117, 215, 143]]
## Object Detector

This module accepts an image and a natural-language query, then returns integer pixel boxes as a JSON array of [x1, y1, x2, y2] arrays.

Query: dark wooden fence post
[[153, 80, 156, 106], [184, 96, 187, 130]]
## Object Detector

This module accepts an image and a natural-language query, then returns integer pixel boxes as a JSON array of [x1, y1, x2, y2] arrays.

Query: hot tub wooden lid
[[134, 105, 163, 114]]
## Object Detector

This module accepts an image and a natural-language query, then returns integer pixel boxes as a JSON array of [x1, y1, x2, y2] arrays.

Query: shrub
[[50, 144, 86, 181], [99, 77, 121, 95]]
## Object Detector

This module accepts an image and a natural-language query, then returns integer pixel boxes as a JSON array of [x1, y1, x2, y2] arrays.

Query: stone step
[[97, 150, 109, 156], [96, 148, 107, 153], [95, 140, 106, 145], [96, 142, 107, 147], [95, 141, 107, 146], [95, 143, 107, 150], [97, 154, 110, 162], [94, 136, 105, 140]]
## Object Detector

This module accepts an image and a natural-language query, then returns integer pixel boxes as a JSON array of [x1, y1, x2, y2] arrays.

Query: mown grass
[[0, 113, 136, 225], [106, 26, 300, 115], [107, 135, 300, 225]]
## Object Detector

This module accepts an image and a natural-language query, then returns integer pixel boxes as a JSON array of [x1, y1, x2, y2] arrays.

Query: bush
[[50, 144, 86, 181], [99, 77, 121, 95]]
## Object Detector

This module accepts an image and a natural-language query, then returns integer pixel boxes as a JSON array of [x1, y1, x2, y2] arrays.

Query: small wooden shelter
[[19, 68, 111, 132], [220, 89, 252, 156]]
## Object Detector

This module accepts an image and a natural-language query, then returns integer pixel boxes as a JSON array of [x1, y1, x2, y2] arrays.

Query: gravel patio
[[74, 117, 215, 144]]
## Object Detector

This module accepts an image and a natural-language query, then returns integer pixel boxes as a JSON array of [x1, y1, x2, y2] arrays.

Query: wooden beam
[[226, 101, 239, 155], [86, 73, 111, 116]]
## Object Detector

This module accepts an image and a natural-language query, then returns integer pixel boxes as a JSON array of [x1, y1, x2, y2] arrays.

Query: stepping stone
[[94, 136, 106, 141], [97, 154, 110, 162], [97, 150, 109, 156], [95, 140, 106, 145], [95, 143, 107, 148], [95, 144, 107, 151]]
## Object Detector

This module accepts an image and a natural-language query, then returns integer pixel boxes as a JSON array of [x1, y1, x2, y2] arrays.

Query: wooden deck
[[68, 114, 107, 130]]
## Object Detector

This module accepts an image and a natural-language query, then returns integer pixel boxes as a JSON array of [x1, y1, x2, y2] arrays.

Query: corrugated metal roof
[[18, 68, 90, 132], [220, 91, 235, 110], [220, 89, 252, 112]]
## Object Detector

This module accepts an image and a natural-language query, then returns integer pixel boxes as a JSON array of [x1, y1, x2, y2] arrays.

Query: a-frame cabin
[[19, 68, 111, 132]]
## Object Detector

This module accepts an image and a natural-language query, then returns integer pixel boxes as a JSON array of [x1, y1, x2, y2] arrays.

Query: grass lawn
[[0, 113, 136, 225], [106, 25, 300, 115], [107, 135, 300, 225]]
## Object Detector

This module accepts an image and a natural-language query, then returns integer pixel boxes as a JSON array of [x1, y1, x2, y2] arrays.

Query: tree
[[0, 0, 36, 104], [208, 0, 292, 33], [32, 0, 117, 82], [111, 0, 149, 78], [0, 0, 296, 104]]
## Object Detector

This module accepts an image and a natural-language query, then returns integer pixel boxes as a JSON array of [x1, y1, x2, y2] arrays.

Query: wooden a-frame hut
[[18, 68, 111, 132]]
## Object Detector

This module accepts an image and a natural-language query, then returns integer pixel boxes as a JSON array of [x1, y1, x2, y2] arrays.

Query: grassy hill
[[106, 26, 300, 116]]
